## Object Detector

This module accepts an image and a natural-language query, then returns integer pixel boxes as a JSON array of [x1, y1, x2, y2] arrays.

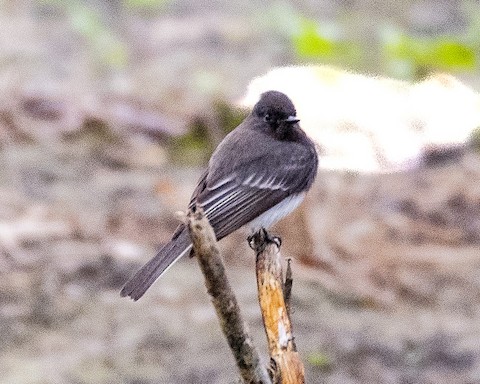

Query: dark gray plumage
[[121, 91, 318, 300]]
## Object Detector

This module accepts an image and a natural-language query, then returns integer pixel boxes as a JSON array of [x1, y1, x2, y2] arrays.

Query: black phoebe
[[121, 91, 318, 300]]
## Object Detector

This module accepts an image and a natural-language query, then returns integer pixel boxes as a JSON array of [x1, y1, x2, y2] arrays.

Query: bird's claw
[[247, 228, 281, 252]]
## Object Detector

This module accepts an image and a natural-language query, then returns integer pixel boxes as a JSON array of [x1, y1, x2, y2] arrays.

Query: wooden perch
[[250, 229, 305, 384], [187, 208, 271, 384]]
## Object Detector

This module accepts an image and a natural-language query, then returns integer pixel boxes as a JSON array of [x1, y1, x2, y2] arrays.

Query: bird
[[121, 90, 319, 300]]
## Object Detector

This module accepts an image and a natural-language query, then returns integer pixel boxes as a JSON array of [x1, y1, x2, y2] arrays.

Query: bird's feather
[[120, 228, 192, 301]]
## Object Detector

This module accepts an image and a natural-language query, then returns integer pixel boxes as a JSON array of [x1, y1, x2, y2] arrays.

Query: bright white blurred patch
[[277, 315, 289, 348], [240, 66, 480, 173], [104, 239, 144, 261]]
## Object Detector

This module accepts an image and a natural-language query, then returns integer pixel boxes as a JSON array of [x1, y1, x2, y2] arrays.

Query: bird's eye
[[264, 113, 273, 123]]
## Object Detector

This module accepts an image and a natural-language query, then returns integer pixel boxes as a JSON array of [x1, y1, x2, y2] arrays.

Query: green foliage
[[169, 102, 247, 165], [69, 3, 128, 68], [291, 18, 361, 64], [38, 0, 128, 68], [293, 19, 335, 58], [385, 32, 477, 74], [287, 12, 478, 79], [307, 351, 333, 372], [213, 101, 248, 135], [435, 40, 476, 68], [123, 0, 168, 9], [169, 119, 214, 165]]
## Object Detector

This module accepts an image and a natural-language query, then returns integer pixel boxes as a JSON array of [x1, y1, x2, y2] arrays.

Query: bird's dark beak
[[283, 115, 300, 124]]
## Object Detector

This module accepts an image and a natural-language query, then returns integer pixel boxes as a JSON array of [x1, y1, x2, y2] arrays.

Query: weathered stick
[[251, 229, 305, 384], [187, 208, 271, 384], [283, 259, 293, 319]]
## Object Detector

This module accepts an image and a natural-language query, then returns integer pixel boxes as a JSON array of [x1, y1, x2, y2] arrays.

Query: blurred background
[[1, 1, 480, 383]]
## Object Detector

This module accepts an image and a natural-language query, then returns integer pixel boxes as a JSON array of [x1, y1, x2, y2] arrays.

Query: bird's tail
[[120, 228, 192, 300]]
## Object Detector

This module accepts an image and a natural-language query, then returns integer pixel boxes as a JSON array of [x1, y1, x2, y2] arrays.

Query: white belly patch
[[248, 193, 305, 232]]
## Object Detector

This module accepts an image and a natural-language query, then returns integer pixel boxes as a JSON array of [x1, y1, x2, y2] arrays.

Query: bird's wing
[[187, 168, 209, 210], [196, 152, 314, 240]]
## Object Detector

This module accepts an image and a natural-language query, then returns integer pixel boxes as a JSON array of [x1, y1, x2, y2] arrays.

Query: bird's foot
[[247, 228, 281, 252]]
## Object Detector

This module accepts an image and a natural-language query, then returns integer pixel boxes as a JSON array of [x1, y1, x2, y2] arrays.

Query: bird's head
[[252, 91, 300, 139]]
